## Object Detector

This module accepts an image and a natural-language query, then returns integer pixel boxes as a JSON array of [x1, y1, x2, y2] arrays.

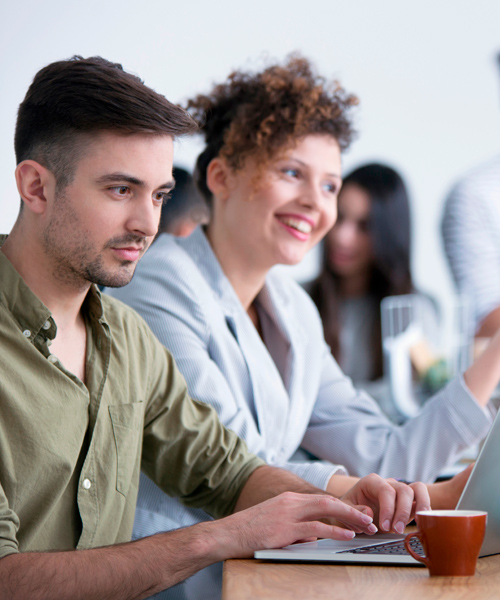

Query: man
[[0, 56, 428, 600], [156, 166, 209, 238], [442, 51, 500, 341]]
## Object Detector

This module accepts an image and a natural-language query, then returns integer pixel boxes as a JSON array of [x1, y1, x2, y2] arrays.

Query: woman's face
[[213, 134, 342, 273], [326, 183, 374, 279]]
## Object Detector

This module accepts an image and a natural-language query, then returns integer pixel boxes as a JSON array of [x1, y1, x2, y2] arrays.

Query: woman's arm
[[302, 341, 492, 483]]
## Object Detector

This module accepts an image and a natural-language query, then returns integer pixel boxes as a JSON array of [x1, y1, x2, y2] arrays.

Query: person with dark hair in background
[[0, 55, 415, 600], [108, 55, 499, 600], [157, 167, 209, 237], [442, 52, 500, 343], [309, 163, 416, 383]]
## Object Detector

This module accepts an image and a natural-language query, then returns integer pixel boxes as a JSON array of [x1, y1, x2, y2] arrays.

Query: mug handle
[[404, 531, 429, 567]]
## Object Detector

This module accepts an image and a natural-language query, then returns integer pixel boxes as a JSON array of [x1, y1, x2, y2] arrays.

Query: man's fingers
[[287, 493, 374, 527], [294, 520, 359, 542]]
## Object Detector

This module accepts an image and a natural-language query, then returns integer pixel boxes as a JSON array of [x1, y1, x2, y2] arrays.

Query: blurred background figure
[[157, 166, 209, 237], [309, 163, 424, 385], [441, 52, 500, 346]]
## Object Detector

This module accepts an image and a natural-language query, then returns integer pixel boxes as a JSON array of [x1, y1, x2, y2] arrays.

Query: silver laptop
[[255, 408, 500, 566]]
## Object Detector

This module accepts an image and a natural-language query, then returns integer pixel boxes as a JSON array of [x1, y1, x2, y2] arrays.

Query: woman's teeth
[[279, 217, 312, 233]]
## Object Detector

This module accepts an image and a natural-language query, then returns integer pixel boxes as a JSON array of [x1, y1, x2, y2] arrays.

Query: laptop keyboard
[[339, 537, 425, 556]]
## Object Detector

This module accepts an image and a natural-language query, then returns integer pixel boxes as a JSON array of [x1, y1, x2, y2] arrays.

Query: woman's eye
[[323, 182, 338, 194], [282, 168, 299, 178]]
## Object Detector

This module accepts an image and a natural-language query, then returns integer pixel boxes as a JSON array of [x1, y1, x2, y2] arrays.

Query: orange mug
[[404, 510, 487, 576]]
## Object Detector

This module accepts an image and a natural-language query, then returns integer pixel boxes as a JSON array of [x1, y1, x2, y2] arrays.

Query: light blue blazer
[[107, 227, 493, 600]]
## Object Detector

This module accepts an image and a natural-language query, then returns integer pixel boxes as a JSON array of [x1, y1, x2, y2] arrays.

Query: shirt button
[[23, 329, 31, 337], [42, 320, 51, 330], [82, 479, 92, 490], [48, 355, 58, 363]]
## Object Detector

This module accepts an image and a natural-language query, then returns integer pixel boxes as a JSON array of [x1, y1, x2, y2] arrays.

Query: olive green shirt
[[0, 236, 265, 559]]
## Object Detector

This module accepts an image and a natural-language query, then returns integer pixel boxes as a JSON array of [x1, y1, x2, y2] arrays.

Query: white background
[[1, 0, 499, 323]]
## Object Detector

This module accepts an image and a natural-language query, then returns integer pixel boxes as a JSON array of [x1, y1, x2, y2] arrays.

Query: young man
[[0, 56, 430, 600], [441, 52, 500, 340]]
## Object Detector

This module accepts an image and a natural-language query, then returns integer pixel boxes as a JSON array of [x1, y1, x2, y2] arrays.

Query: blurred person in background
[[309, 163, 417, 384], [157, 166, 209, 238], [441, 51, 500, 345]]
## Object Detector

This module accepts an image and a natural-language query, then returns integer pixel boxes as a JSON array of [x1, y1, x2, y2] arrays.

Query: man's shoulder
[[100, 291, 155, 338], [450, 155, 500, 196]]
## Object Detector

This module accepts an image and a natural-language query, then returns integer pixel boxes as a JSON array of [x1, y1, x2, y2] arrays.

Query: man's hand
[[208, 491, 378, 560], [340, 473, 431, 534]]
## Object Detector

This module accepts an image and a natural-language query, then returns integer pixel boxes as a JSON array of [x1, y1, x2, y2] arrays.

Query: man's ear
[[15, 160, 55, 215], [206, 157, 232, 202]]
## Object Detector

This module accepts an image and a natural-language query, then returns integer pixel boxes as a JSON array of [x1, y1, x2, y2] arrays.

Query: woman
[[107, 56, 498, 599], [309, 163, 416, 383]]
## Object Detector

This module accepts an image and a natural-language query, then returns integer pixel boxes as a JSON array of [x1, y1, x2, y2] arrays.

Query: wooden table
[[223, 554, 500, 599]]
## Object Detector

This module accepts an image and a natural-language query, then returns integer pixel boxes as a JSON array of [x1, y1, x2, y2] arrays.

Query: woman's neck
[[337, 270, 371, 299], [205, 222, 267, 311]]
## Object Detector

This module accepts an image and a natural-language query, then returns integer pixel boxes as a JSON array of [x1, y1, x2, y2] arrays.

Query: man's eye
[[111, 186, 130, 196], [155, 191, 172, 204]]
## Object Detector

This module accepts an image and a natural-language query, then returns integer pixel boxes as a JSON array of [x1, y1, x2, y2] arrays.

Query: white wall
[[1, 0, 499, 320]]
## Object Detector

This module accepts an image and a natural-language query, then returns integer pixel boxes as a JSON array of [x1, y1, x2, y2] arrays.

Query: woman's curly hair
[[185, 54, 358, 203]]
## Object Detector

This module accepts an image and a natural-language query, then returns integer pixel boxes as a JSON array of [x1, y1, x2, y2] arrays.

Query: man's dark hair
[[15, 55, 198, 191]]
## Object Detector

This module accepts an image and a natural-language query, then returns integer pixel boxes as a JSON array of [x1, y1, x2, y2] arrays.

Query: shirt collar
[[0, 234, 107, 340]]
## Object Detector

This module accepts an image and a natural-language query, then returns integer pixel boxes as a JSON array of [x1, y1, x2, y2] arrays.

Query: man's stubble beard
[[42, 189, 148, 290]]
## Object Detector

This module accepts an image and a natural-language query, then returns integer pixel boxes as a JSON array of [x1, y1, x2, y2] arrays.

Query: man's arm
[[0, 466, 383, 600]]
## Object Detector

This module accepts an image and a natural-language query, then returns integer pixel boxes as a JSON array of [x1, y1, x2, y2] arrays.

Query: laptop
[[254, 407, 500, 566]]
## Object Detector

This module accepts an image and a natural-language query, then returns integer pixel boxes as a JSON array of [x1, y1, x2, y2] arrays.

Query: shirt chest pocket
[[108, 403, 144, 497]]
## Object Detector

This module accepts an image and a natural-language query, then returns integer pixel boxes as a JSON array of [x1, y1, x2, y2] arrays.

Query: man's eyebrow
[[95, 173, 176, 189]]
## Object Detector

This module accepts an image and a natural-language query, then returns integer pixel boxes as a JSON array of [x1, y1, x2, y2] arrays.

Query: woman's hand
[[427, 464, 473, 510], [340, 473, 430, 534]]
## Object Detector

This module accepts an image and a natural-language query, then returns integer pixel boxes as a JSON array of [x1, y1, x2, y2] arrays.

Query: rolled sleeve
[[281, 460, 347, 491], [140, 335, 266, 519], [443, 375, 496, 443], [0, 484, 20, 559]]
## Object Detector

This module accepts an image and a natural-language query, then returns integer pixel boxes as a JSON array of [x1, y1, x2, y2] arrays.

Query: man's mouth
[[111, 246, 143, 262]]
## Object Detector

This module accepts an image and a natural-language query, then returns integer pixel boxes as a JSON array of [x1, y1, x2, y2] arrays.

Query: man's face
[[42, 131, 174, 289]]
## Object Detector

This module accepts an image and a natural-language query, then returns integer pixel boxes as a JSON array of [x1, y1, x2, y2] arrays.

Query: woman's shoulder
[[267, 267, 324, 323], [141, 232, 216, 291]]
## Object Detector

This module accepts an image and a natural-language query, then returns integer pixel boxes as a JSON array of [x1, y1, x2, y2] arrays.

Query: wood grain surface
[[222, 554, 500, 600]]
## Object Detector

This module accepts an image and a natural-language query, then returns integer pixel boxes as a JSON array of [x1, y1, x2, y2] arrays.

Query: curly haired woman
[[108, 55, 499, 600]]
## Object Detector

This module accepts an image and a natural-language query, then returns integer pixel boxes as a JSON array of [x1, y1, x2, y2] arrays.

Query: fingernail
[[395, 522, 405, 534], [367, 523, 378, 534], [345, 530, 356, 539], [361, 513, 373, 524], [382, 520, 391, 531]]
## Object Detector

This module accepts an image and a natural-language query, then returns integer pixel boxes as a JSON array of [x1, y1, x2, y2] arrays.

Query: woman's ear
[[15, 160, 55, 215], [206, 157, 232, 202]]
